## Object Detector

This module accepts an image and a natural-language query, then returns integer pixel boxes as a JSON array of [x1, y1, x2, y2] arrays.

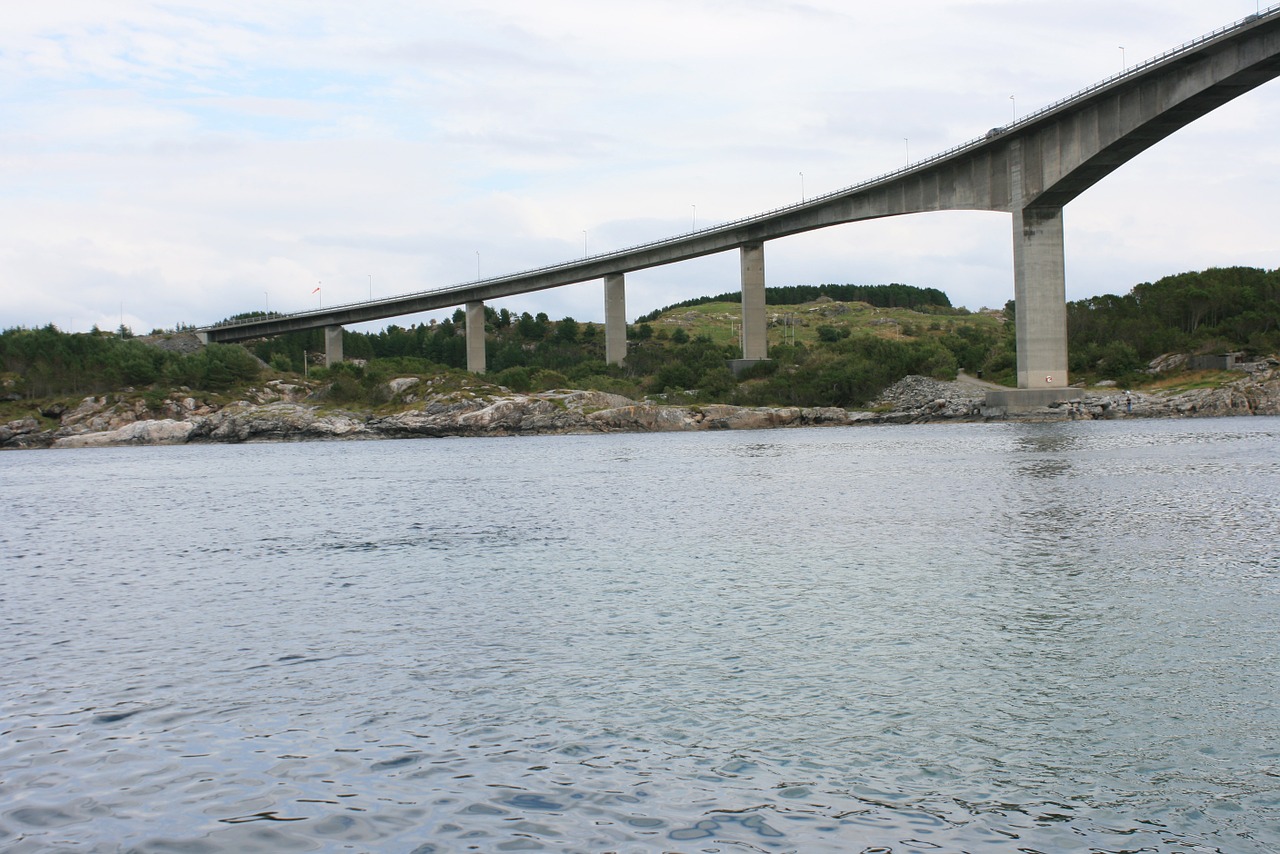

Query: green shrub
[[493, 366, 532, 392], [530, 369, 569, 390]]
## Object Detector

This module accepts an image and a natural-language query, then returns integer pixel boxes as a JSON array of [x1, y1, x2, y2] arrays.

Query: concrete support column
[[1012, 206, 1069, 389], [740, 242, 768, 360], [604, 273, 627, 366], [324, 325, 344, 367], [465, 301, 486, 374]]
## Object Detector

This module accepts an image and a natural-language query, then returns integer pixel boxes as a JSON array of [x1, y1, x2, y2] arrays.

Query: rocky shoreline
[[3, 361, 1279, 450]]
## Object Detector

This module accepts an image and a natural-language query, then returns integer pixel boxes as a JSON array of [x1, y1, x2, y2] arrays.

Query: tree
[[556, 316, 580, 343]]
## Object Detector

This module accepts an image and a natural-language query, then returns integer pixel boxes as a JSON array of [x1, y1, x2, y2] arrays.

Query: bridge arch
[[199, 8, 1280, 402]]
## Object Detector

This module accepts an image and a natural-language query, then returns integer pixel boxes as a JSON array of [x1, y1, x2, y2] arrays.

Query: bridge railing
[[204, 5, 1279, 331]]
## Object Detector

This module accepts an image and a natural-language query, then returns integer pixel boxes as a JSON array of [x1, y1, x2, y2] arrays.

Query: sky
[[2, 1, 1278, 335]]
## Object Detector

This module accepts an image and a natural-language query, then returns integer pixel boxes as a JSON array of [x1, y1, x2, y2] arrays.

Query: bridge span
[[199, 8, 1280, 404]]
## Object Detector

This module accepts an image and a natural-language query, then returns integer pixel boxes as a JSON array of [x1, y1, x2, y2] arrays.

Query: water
[[2, 418, 1278, 853]]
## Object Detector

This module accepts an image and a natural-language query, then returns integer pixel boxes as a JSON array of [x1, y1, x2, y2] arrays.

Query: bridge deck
[[201, 7, 1280, 343]]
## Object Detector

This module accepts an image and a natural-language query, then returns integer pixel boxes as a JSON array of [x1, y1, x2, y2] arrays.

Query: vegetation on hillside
[[3, 268, 1276, 417], [240, 285, 1002, 408], [1066, 266, 1280, 380], [635, 282, 954, 322], [0, 325, 261, 399]]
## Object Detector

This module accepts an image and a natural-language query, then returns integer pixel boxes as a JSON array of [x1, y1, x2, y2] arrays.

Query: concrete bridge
[[199, 8, 1280, 406]]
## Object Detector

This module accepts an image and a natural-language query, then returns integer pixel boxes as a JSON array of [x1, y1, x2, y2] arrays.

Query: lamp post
[[800, 171, 805, 201], [1010, 94, 1016, 122], [1119, 45, 1126, 71], [691, 205, 696, 230]]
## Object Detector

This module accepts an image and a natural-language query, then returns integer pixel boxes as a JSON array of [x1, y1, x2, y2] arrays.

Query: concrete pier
[[465, 301, 486, 374], [604, 273, 626, 366], [324, 325, 343, 367], [740, 242, 767, 361], [1012, 206, 1069, 391]]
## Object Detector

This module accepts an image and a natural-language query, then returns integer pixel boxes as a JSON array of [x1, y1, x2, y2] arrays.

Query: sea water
[[2, 418, 1278, 852]]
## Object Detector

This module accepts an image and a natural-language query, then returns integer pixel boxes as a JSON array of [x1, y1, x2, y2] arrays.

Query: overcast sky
[[2, 1, 1277, 335]]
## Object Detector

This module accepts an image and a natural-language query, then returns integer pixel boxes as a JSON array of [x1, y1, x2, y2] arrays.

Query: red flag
[[312, 287, 321, 294]]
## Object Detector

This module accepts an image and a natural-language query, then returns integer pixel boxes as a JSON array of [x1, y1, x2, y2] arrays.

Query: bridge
[[198, 8, 1280, 407]]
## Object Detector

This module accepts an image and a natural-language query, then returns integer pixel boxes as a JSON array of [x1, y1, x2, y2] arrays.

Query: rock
[[873, 376, 984, 415], [1, 417, 40, 445], [1148, 352, 1188, 373], [5, 360, 1278, 450], [588, 404, 697, 432], [136, 331, 205, 354], [387, 377, 420, 396], [198, 402, 368, 443], [53, 419, 195, 448]]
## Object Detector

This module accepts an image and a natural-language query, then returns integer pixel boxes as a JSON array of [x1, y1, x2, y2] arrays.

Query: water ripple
[[1, 419, 1277, 851]]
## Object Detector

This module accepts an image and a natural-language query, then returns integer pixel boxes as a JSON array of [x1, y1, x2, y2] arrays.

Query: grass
[[1140, 371, 1240, 394], [646, 299, 1004, 347]]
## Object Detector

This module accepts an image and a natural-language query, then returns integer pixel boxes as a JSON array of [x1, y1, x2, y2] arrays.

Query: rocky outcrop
[[0, 417, 43, 448], [871, 375, 985, 422], [196, 401, 369, 443], [136, 331, 206, 354], [369, 389, 869, 438], [875, 360, 1280, 422], [54, 419, 196, 448], [4, 361, 1278, 450]]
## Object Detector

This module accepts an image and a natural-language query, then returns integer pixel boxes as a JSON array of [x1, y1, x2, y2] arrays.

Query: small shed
[[1188, 352, 1245, 371]]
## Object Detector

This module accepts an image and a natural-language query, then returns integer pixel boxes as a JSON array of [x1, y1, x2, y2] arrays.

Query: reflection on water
[[2, 419, 1278, 852]]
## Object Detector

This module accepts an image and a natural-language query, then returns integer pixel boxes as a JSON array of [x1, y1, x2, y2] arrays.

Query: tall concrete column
[[324, 325, 343, 367], [465, 301, 486, 374], [604, 273, 627, 366], [1011, 206, 1069, 389], [740, 242, 767, 360]]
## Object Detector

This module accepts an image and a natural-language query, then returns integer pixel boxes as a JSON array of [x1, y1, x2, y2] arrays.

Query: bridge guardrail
[[205, 5, 1279, 331]]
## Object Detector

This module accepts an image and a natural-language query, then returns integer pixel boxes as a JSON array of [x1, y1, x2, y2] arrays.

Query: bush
[[1096, 341, 1143, 378], [493, 366, 532, 392], [530, 369, 569, 390]]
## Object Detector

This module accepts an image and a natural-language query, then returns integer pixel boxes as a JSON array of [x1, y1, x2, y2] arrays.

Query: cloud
[[1, 0, 1277, 335]]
